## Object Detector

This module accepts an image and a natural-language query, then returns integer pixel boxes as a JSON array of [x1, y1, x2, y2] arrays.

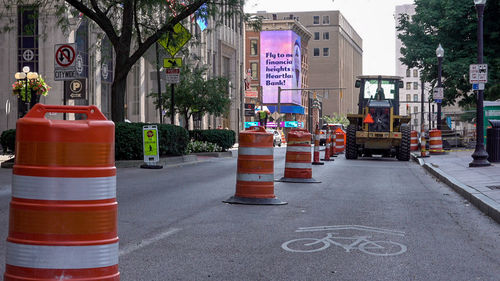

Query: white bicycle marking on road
[[282, 225, 407, 256]]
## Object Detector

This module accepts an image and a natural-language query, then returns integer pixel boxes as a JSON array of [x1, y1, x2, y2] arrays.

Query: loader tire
[[346, 125, 358, 159], [397, 124, 411, 161]]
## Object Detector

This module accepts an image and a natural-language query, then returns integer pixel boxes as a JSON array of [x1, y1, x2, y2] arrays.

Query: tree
[[397, 0, 500, 107], [2, 0, 244, 122], [151, 64, 230, 130]]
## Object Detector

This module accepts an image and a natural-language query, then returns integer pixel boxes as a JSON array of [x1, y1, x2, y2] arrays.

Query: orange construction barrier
[[429, 129, 445, 154], [334, 131, 345, 154], [322, 127, 333, 161], [4, 104, 119, 281], [410, 130, 418, 151], [420, 125, 428, 158], [279, 128, 320, 183], [224, 126, 286, 205], [312, 126, 324, 165]]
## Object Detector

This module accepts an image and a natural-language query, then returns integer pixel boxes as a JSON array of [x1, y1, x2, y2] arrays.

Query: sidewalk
[[412, 150, 500, 224]]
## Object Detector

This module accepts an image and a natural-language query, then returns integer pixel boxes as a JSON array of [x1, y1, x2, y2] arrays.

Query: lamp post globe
[[470, 0, 490, 167]]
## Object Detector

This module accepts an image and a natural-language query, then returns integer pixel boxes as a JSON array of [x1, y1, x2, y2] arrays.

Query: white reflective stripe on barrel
[[429, 137, 442, 141], [285, 162, 311, 169], [6, 242, 118, 269], [237, 173, 274, 182], [429, 145, 442, 149], [314, 145, 319, 151], [286, 146, 311, 153], [12, 175, 116, 201], [238, 147, 274, 156]]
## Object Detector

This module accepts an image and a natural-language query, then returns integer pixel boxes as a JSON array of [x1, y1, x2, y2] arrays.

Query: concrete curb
[[412, 153, 500, 223], [115, 155, 198, 168]]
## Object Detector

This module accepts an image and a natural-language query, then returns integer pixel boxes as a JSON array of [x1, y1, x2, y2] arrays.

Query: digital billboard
[[260, 30, 302, 106]]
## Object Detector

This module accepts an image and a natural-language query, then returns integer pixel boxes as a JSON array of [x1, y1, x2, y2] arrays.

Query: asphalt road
[[0, 148, 499, 280]]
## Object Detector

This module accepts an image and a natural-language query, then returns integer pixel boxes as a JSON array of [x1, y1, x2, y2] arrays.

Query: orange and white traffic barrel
[[429, 129, 445, 154], [312, 126, 324, 165], [4, 104, 119, 281], [279, 128, 320, 183], [334, 131, 345, 154], [224, 126, 286, 205], [411, 130, 419, 151]]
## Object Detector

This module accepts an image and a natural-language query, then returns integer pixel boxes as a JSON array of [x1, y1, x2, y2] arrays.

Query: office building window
[[250, 39, 258, 56], [314, 32, 320, 40], [323, 48, 329, 57], [406, 69, 410, 77], [413, 69, 418, 77], [313, 16, 319, 25], [414, 94, 418, 102], [406, 94, 411, 101], [313, 48, 320, 56], [413, 82, 419, 90], [323, 32, 329, 40], [250, 62, 258, 79], [18, 6, 39, 73], [406, 82, 411, 90], [414, 106, 418, 114], [323, 15, 330, 24]]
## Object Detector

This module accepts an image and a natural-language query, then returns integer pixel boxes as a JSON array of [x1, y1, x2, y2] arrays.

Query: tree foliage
[[2, 0, 245, 122], [150, 64, 231, 130], [397, 0, 500, 107]]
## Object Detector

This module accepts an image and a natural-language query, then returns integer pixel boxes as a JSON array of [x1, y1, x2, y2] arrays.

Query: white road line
[[119, 228, 181, 257]]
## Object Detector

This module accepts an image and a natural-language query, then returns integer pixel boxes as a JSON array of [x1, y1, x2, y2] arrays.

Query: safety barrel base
[[312, 162, 324, 165], [140, 163, 164, 169], [223, 196, 287, 205], [277, 177, 321, 183], [321, 158, 334, 161]]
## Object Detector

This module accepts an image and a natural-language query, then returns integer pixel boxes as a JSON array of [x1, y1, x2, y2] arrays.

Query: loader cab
[[355, 76, 403, 115]]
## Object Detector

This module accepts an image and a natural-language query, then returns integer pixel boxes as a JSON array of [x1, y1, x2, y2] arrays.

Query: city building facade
[[0, 5, 244, 136], [252, 11, 363, 126]]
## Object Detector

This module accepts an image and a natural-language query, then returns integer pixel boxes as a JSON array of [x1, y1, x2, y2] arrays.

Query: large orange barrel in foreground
[[334, 131, 345, 154], [279, 128, 320, 183], [224, 126, 286, 205], [4, 104, 119, 281]]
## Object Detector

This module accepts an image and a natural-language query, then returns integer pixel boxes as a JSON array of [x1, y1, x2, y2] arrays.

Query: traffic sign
[[163, 58, 183, 68], [158, 23, 192, 57], [165, 68, 180, 84], [55, 44, 76, 67], [143, 125, 159, 163], [64, 79, 86, 100], [54, 43, 77, 81], [472, 83, 485, 91], [469, 64, 487, 84], [433, 87, 443, 101]]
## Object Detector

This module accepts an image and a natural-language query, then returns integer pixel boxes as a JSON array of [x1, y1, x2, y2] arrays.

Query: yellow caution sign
[[163, 58, 183, 68], [143, 125, 159, 163]]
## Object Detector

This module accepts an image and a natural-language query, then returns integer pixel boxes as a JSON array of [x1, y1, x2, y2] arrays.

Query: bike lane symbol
[[281, 225, 407, 257]]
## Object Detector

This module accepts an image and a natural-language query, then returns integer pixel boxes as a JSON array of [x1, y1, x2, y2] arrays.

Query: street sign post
[[163, 58, 183, 68], [165, 68, 180, 84], [158, 23, 192, 57], [54, 43, 77, 81], [143, 125, 159, 164], [469, 64, 488, 84], [433, 87, 443, 102], [64, 79, 86, 100]]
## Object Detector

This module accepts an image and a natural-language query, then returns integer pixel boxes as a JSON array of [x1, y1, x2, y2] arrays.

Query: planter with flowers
[[12, 75, 51, 117]]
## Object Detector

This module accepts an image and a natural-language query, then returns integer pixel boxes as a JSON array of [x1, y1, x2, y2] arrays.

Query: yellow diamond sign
[[158, 23, 192, 57]]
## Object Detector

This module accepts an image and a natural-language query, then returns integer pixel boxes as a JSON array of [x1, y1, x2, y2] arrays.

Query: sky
[[244, 0, 415, 76]]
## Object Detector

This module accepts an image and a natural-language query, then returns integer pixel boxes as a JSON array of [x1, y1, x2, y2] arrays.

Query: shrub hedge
[[0, 123, 189, 160], [0, 129, 16, 153], [189, 129, 236, 151]]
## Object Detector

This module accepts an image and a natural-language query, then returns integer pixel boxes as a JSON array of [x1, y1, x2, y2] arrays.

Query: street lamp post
[[470, 0, 490, 167], [14, 66, 33, 118], [436, 44, 444, 130]]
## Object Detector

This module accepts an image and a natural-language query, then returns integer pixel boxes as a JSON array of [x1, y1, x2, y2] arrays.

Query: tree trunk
[[111, 54, 131, 122], [183, 112, 190, 130]]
